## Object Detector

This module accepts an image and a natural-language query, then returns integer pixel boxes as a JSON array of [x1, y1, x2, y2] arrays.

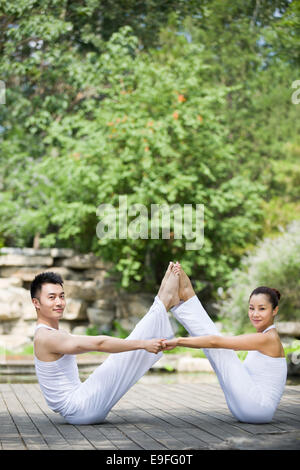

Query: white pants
[[171, 295, 274, 423], [63, 296, 174, 425]]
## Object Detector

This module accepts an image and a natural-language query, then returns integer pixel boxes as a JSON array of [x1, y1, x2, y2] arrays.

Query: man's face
[[33, 283, 65, 320]]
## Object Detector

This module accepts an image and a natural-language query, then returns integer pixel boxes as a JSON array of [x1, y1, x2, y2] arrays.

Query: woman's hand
[[162, 338, 179, 351]]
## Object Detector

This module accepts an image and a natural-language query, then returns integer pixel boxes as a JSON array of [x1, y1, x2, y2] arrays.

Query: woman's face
[[248, 293, 278, 332]]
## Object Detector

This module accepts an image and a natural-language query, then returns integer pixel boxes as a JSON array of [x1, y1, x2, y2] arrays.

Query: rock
[[71, 326, 88, 335], [0, 254, 53, 267], [82, 269, 114, 282], [62, 253, 112, 270], [64, 280, 116, 302], [0, 247, 163, 352], [0, 247, 51, 256], [0, 266, 84, 282], [87, 306, 115, 331], [50, 248, 75, 258], [276, 322, 300, 337], [93, 281, 118, 300], [0, 286, 33, 321], [115, 293, 154, 331], [287, 352, 300, 376], [116, 293, 153, 319], [7, 320, 36, 338], [64, 298, 87, 320], [0, 277, 22, 288], [0, 334, 32, 353]]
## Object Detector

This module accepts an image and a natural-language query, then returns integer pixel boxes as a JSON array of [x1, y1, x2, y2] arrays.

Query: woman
[[164, 262, 287, 424]]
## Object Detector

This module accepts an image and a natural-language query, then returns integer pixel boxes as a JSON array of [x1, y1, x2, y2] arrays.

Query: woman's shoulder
[[261, 330, 285, 358]]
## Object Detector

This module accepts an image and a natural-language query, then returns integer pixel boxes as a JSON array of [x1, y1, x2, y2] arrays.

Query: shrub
[[216, 220, 300, 333]]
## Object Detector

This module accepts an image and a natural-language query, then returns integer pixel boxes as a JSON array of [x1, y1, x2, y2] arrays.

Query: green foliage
[[112, 321, 131, 339], [85, 325, 101, 336], [216, 220, 300, 332], [0, 24, 265, 290], [0, 0, 299, 298]]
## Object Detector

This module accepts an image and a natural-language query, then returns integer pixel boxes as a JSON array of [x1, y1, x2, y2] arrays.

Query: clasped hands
[[144, 337, 178, 355]]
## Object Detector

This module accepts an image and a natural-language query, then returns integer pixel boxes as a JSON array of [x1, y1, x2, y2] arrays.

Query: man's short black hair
[[30, 271, 64, 299]]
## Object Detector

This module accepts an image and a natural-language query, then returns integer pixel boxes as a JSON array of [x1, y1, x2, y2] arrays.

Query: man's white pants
[[63, 296, 174, 424]]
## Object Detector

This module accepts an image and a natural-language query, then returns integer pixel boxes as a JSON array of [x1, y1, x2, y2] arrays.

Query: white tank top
[[34, 324, 81, 414], [243, 325, 287, 408]]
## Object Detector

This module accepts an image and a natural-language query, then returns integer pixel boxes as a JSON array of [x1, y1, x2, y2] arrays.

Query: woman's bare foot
[[173, 262, 195, 301], [158, 265, 180, 311]]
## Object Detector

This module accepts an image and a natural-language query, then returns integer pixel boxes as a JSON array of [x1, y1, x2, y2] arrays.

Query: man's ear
[[32, 297, 40, 310]]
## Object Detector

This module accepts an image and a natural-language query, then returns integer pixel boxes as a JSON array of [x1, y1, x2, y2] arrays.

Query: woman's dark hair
[[249, 286, 281, 309], [30, 271, 64, 299]]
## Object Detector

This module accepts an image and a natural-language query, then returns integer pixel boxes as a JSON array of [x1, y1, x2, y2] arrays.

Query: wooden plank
[[0, 390, 26, 450], [0, 383, 299, 450], [1, 384, 46, 450], [150, 384, 255, 441], [73, 425, 118, 450], [26, 384, 93, 450], [121, 385, 246, 447], [185, 383, 285, 434], [113, 422, 167, 450], [110, 404, 194, 450], [13, 384, 71, 450], [112, 389, 225, 447], [92, 424, 142, 450]]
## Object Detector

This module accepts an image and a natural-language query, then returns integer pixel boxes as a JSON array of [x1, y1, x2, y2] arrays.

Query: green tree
[[0, 0, 299, 297], [0, 25, 265, 290]]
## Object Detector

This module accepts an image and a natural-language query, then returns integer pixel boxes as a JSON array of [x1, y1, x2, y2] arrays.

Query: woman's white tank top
[[34, 324, 81, 414], [243, 324, 287, 408]]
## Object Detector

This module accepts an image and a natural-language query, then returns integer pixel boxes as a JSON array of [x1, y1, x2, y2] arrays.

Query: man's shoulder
[[34, 327, 69, 343]]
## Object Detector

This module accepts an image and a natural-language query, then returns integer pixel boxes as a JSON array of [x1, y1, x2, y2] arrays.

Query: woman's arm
[[164, 333, 271, 352]]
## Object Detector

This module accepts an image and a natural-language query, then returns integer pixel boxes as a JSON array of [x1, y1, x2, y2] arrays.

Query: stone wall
[[1, 247, 300, 354], [0, 247, 155, 349]]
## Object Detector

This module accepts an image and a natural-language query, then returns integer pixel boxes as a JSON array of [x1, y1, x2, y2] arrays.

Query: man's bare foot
[[157, 262, 174, 299], [173, 262, 195, 301], [158, 265, 180, 311]]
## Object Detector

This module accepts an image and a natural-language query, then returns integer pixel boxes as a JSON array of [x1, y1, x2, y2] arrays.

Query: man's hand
[[143, 339, 165, 354]]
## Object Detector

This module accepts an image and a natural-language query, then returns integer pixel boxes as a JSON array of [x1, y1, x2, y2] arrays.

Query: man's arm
[[42, 330, 164, 355]]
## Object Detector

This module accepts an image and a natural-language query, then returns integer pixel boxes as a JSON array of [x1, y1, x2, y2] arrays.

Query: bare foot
[[157, 262, 174, 299], [158, 265, 180, 311], [173, 262, 195, 301]]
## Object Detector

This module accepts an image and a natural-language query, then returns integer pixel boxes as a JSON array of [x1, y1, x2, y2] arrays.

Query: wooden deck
[[0, 381, 299, 451]]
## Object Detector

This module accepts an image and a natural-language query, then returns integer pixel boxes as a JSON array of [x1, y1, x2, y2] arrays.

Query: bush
[[216, 220, 300, 333]]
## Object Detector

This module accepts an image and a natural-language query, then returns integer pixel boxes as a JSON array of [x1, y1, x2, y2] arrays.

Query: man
[[31, 264, 178, 425]]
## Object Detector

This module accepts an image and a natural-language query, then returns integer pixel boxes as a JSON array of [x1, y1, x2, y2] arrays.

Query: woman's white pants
[[63, 296, 174, 425], [171, 295, 275, 423]]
